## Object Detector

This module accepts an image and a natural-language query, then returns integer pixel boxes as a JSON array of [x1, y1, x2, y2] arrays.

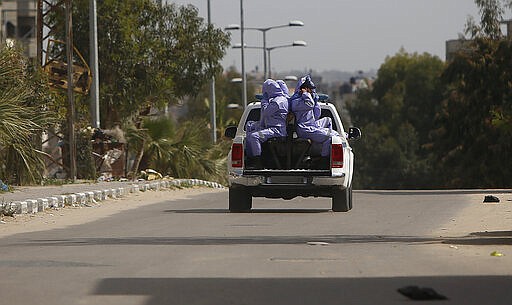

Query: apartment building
[[0, 0, 37, 59]]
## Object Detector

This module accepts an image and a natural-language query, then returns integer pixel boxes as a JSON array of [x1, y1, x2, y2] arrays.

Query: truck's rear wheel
[[229, 185, 252, 212], [332, 185, 352, 212]]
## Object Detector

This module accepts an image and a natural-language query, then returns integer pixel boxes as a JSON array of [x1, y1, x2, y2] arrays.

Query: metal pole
[[262, 31, 267, 79], [210, 77, 217, 143], [36, 0, 43, 66], [240, 0, 247, 108], [208, 0, 217, 144], [65, 0, 77, 181], [89, 0, 100, 128], [268, 49, 272, 78]]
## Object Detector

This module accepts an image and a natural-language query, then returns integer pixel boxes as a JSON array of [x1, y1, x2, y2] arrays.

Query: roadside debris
[[0, 180, 9, 192], [397, 285, 448, 300], [140, 169, 163, 181], [483, 195, 500, 203], [490, 251, 504, 257]]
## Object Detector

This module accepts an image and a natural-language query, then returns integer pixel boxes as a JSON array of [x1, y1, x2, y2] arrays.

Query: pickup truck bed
[[257, 126, 327, 170]]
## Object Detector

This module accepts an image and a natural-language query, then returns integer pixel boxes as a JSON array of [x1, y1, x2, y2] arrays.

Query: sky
[[168, 1, 507, 74]]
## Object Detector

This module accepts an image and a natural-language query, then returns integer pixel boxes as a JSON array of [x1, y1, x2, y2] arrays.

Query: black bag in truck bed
[[244, 131, 329, 175]]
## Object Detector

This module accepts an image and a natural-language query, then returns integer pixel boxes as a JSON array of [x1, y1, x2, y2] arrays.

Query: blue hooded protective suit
[[276, 79, 290, 98], [289, 75, 338, 157], [246, 79, 290, 133], [246, 79, 289, 157]]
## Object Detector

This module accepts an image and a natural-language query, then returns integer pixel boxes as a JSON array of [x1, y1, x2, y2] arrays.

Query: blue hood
[[262, 79, 286, 99], [294, 75, 316, 93], [276, 80, 290, 98]]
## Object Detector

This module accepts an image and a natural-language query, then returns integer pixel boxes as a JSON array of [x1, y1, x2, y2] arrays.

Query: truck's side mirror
[[347, 127, 362, 140], [224, 126, 237, 139]]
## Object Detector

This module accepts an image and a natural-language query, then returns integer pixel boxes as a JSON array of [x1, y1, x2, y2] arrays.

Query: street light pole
[[207, 0, 217, 144], [65, 0, 77, 181], [233, 40, 307, 79], [244, 21, 304, 79], [267, 48, 271, 79], [266, 40, 307, 78], [225, 20, 304, 81], [240, 0, 247, 108], [262, 31, 267, 78]]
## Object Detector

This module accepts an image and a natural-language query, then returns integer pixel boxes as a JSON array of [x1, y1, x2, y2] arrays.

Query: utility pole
[[89, 0, 100, 128], [36, 0, 43, 66], [65, 0, 77, 181], [207, 0, 217, 144], [240, 0, 247, 108]]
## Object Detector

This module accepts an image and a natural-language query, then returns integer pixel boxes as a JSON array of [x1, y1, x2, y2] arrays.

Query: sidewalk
[[0, 179, 224, 215]]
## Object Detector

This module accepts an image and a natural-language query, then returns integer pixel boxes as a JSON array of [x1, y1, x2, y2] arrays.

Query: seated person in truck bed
[[245, 79, 289, 169], [289, 75, 339, 168], [246, 79, 290, 133]]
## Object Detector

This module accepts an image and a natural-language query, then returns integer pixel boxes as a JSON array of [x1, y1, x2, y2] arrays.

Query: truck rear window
[[320, 109, 338, 131], [244, 109, 261, 130]]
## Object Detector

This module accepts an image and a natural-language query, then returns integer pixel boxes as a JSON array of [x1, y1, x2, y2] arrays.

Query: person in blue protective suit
[[246, 79, 290, 133], [245, 79, 289, 169], [289, 75, 338, 168]]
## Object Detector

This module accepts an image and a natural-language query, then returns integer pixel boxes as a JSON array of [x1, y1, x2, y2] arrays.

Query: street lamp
[[225, 20, 304, 79], [267, 40, 307, 78], [284, 75, 298, 92], [233, 40, 307, 78], [227, 103, 241, 109], [284, 75, 298, 81]]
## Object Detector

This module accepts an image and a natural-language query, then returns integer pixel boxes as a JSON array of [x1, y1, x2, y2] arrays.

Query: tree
[[125, 117, 226, 183], [66, 0, 230, 127], [347, 50, 445, 189], [47, 1, 231, 181], [0, 45, 56, 185], [465, 0, 510, 39], [433, 0, 512, 187]]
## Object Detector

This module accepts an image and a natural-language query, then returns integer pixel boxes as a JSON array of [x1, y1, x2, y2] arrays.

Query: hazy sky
[[168, 1, 507, 74]]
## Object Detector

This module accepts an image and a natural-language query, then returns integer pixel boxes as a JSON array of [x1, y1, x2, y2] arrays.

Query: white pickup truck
[[224, 95, 361, 212]]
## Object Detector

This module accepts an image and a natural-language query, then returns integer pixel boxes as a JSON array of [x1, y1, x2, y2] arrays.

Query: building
[[0, 0, 37, 59], [446, 20, 512, 62], [445, 39, 474, 62]]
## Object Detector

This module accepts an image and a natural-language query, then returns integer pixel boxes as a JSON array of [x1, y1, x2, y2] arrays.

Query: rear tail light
[[331, 144, 344, 168], [231, 143, 243, 168]]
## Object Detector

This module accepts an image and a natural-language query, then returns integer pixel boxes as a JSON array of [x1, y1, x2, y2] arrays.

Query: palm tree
[[126, 116, 225, 183], [0, 45, 54, 185]]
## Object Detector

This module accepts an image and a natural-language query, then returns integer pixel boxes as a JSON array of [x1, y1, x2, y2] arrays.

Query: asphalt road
[[0, 189, 511, 305]]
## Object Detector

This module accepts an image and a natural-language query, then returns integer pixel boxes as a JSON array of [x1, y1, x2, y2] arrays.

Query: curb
[[1, 179, 224, 216]]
